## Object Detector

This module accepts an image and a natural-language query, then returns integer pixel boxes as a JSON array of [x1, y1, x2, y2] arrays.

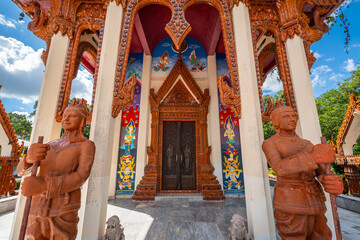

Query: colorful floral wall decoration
[[216, 53, 244, 193], [116, 53, 143, 194]]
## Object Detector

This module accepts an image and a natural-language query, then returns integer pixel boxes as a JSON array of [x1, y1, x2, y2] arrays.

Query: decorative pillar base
[[200, 147, 225, 201], [132, 147, 157, 201]]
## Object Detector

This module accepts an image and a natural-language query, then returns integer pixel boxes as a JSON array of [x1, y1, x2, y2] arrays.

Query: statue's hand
[[310, 144, 335, 164], [318, 174, 344, 195], [26, 143, 50, 164], [21, 176, 47, 196]]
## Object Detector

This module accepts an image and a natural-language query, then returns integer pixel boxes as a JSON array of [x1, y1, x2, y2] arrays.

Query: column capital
[[275, 0, 338, 42]]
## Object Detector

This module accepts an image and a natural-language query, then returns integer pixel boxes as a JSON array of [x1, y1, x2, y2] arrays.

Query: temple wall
[[0, 127, 12, 156]]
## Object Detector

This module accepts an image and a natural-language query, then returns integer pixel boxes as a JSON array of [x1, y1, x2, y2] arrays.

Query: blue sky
[[0, 0, 359, 117]]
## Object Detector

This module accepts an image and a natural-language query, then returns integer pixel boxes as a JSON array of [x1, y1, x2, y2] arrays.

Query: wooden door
[[161, 121, 196, 190]]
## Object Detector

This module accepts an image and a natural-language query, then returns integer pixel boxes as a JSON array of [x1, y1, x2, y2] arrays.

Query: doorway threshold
[[155, 193, 202, 200]]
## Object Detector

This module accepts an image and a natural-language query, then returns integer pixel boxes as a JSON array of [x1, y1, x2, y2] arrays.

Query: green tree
[[7, 113, 32, 140], [262, 90, 286, 140], [316, 66, 360, 175]]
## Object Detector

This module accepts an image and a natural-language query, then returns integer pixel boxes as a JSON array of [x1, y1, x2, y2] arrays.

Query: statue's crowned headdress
[[270, 100, 296, 120], [68, 98, 89, 119], [64, 98, 89, 133]]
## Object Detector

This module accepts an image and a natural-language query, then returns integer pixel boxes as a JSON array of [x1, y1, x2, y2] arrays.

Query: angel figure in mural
[[223, 166, 242, 190], [153, 51, 171, 72], [224, 116, 235, 147], [189, 49, 206, 72], [120, 119, 136, 158]]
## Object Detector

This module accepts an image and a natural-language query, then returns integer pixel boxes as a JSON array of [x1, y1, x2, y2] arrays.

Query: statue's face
[[62, 108, 83, 131], [275, 110, 297, 131]]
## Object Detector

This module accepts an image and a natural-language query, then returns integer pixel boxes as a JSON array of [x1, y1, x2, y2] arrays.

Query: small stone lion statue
[[102, 215, 125, 240], [228, 214, 251, 240]]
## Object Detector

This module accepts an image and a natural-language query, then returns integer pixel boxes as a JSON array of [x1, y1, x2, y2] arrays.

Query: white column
[[10, 33, 69, 240], [207, 54, 223, 188], [232, 3, 276, 239], [77, 2, 123, 239], [108, 115, 122, 197], [134, 54, 152, 187], [285, 35, 335, 238]]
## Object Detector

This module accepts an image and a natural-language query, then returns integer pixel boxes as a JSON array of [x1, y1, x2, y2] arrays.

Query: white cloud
[[262, 68, 283, 94], [0, 36, 44, 104], [313, 52, 322, 59], [0, 14, 16, 28], [351, 43, 360, 48], [325, 57, 335, 62], [69, 67, 93, 104], [343, 59, 357, 72], [311, 65, 332, 87]]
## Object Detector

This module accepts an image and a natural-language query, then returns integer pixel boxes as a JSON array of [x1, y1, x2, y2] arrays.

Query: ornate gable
[[161, 80, 198, 106], [155, 58, 204, 104], [336, 93, 360, 166], [0, 86, 23, 159]]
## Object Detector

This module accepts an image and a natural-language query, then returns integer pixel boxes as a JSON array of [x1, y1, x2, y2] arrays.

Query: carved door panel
[[162, 121, 196, 190]]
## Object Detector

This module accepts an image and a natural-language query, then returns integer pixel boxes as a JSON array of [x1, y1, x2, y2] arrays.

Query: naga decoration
[[218, 75, 241, 118]]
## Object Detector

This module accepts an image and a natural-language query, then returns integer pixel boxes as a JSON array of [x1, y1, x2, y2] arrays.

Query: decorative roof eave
[[0, 86, 24, 159], [336, 93, 360, 156]]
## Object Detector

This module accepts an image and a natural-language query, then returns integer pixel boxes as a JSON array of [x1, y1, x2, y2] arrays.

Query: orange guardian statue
[[262, 104, 343, 240], [18, 99, 95, 240]]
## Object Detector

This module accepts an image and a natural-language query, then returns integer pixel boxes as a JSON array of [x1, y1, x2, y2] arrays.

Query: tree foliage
[[316, 66, 360, 175], [7, 113, 32, 140], [262, 90, 286, 140], [316, 66, 360, 144]]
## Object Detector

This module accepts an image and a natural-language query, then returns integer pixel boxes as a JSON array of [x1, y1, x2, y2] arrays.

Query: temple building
[[10, 0, 343, 239], [0, 85, 24, 197], [334, 94, 360, 197]]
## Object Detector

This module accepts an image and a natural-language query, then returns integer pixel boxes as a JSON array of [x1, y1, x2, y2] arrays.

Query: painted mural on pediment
[[151, 37, 207, 80], [116, 52, 143, 194], [216, 53, 244, 194]]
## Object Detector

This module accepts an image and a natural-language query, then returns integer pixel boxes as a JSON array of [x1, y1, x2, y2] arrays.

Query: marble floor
[[107, 195, 247, 240], [0, 195, 359, 240]]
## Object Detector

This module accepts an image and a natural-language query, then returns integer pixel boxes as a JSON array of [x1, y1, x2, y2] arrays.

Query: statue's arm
[[262, 140, 318, 176], [45, 141, 95, 199], [17, 154, 33, 176]]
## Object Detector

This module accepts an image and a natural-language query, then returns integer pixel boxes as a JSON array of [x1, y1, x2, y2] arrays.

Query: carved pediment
[[161, 80, 198, 106], [153, 58, 206, 106]]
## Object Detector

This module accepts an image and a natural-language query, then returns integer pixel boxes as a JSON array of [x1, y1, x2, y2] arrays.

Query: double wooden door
[[161, 121, 196, 190]]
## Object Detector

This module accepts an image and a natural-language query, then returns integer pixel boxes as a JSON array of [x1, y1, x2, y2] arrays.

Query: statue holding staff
[[262, 103, 343, 239], [18, 99, 95, 240]]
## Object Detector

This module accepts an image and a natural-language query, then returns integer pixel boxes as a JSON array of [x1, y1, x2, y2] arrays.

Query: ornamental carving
[[132, 59, 224, 201], [250, 20, 297, 112], [55, 6, 106, 123], [112, 74, 138, 117], [334, 94, 360, 197], [274, 0, 339, 42], [0, 93, 24, 196], [218, 75, 241, 118], [336, 94, 360, 156], [112, 0, 241, 117]]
